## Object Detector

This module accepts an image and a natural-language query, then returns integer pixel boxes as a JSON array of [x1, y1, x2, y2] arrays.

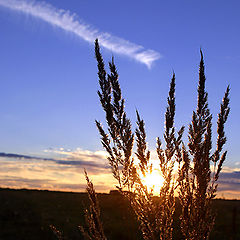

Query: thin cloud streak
[[0, 0, 161, 68], [0, 176, 109, 192], [0, 152, 110, 170]]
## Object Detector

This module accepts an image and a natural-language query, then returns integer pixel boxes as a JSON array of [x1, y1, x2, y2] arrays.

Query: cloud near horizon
[[0, 175, 109, 192], [0, 0, 161, 68], [0, 151, 109, 170], [0, 149, 115, 192], [0, 149, 240, 198]]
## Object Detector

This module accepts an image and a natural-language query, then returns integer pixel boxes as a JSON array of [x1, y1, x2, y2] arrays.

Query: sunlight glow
[[141, 170, 165, 195]]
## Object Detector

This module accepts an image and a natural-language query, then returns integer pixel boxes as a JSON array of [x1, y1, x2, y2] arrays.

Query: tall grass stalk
[[177, 50, 230, 240], [80, 170, 107, 240]]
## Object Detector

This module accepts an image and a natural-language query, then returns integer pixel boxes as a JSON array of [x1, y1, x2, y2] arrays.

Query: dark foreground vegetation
[[0, 188, 239, 240]]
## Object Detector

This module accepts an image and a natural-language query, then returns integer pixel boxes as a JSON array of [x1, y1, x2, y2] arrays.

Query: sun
[[141, 170, 165, 195]]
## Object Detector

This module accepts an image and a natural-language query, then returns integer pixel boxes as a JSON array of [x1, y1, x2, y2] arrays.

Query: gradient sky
[[0, 0, 239, 198]]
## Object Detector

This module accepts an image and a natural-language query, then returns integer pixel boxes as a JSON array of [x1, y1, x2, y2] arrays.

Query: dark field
[[0, 188, 239, 240]]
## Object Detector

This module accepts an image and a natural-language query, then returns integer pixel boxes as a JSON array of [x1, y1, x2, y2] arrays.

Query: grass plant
[[81, 40, 230, 240]]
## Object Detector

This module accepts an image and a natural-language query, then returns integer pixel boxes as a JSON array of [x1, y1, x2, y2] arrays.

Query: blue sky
[[0, 0, 239, 198]]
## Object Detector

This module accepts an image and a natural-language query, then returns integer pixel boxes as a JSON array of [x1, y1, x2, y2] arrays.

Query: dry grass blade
[[177, 50, 230, 240], [135, 110, 151, 176], [95, 39, 134, 191], [79, 170, 107, 240], [155, 73, 182, 240], [49, 224, 63, 240]]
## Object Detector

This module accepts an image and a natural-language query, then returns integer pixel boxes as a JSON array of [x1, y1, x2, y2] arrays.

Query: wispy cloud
[[0, 0, 161, 68], [0, 151, 109, 170], [0, 176, 109, 192], [0, 149, 114, 192], [44, 147, 107, 161]]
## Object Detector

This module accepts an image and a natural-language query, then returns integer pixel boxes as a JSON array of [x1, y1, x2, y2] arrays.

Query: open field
[[0, 188, 239, 240]]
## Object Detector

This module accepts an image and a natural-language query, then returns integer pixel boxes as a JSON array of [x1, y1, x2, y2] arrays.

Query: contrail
[[0, 0, 161, 68]]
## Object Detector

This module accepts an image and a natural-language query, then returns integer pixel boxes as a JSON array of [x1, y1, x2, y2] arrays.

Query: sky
[[0, 0, 239, 199]]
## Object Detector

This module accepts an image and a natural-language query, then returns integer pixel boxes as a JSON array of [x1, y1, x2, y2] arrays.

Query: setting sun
[[141, 170, 165, 195]]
